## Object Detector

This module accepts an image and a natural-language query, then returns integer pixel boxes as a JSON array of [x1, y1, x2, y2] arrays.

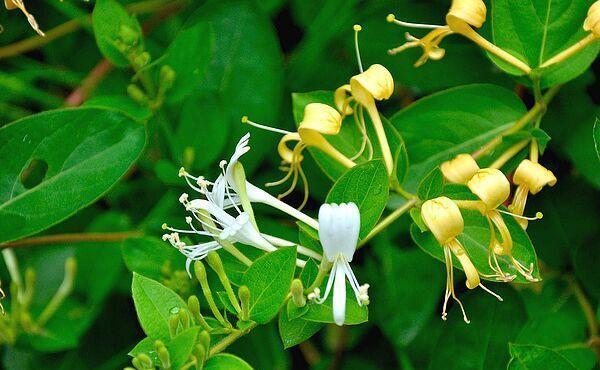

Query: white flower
[[315, 202, 369, 326]]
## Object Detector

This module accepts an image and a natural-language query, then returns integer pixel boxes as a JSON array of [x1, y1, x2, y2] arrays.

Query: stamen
[[498, 209, 543, 221], [478, 283, 503, 301], [386, 13, 444, 29], [241, 116, 293, 135], [353, 24, 364, 73]]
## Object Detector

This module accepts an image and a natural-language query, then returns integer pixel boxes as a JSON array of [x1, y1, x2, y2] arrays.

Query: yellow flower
[[584, 1, 600, 36], [509, 160, 555, 229], [336, 64, 395, 175], [243, 103, 355, 208], [387, 0, 531, 73], [4, 0, 44, 36], [421, 197, 501, 323], [440, 153, 480, 184], [464, 169, 538, 282]]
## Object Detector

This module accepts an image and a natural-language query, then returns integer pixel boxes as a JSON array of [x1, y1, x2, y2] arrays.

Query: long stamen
[[297, 164, 310, 210], [353, 24, 364, 73], [479, 283, 503, 301], [386, 13, 444, 29], [442, 245, 453, 321], [497, 209, 543, 221], [241, 116, 293, 135]]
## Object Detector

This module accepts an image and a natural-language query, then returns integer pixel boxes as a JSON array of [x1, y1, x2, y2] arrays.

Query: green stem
[[37, 258, 76, 326], [208, 323, 258, 357], [306, 259, 331, 293], [1, 231, 143, 249], [358, 198, 417, 248]]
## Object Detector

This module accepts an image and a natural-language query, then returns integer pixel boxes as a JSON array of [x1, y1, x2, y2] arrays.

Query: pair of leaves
[[490, 0, 600, 87], [0, 108, 145, 243]]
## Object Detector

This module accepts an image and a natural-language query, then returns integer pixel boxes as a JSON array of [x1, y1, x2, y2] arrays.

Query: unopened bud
[[193, 261, 208, 285], [157, 346, 171, 368], [133, 52, 151, 69], [137, 353, 153, 368], [119, 24, 139, 46], [238, 285, 250, 321], [169, 314, 179, 338], [291, 279, 306, 307], [159, 65, 176, 90], [178, 308, 190, 329], [206, 252, 225, 277], [194, 343, 206, 365], [127, 84, 148, 104], [198, 330, 211, 352]]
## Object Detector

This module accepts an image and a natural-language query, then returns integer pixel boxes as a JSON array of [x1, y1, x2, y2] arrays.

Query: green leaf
[[530, 128, 551, 154], [325, 160, 389, 238], [128, 337, 154, 357], [278, 308, 323, 349], [169, 327, 200, 369], [162, 22, 213, 103], [594, 119, 600, 160], [410, 208, 428, 233], [411, 207, 541, 283], [491, 0, 600, 87], [508, 344, 577, 370], [391, 84, 527, 191], [417, 167, 444, 201], [131, 273, 187, 341], [292, 91, 406, 184], [0, 107, 145, 243], [92, 0, 142, 67], [241, 247, 297, 324], [366, 239, 444, 348], [84, 95, 152, 122], [188, 0, 284, 171], [172, 93, 230, 171], [573, 241, 600, 299], [429, 287, 527, 370], [204, 353, 253, 370], [297, 221, 322, 253], [562, 110, 600, 188], [122, 237, 186, 281]]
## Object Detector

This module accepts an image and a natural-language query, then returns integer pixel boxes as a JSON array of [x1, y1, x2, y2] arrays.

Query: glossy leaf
[[302, 284, 368, 325], [391, 84, 527, 191], [278, 308, 323, 349], [326, 160, 389, 238], [131, 273, 187, 341], [508, 344, 577, 370], [0, 108, 145, 243], [241, 247, 297, 324], [204, 353, 254, 370]]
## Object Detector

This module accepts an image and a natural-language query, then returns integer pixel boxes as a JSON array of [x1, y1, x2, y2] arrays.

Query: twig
[[65, 59, 113, 106], [208, 323, 258, 357], [358, 198, 417, 248], [1, 231, 143, 249]]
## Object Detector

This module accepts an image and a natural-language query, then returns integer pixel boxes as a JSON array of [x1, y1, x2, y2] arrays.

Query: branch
[[1, 231, 143, 249]]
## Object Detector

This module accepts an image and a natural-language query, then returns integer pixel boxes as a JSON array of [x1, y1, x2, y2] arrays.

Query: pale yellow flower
[[509, 160, 555, 229], [584, 1, 600, 36], [441, 153, 480, 184], [421, 196, 502, 323], [4, 0, 44, 36]]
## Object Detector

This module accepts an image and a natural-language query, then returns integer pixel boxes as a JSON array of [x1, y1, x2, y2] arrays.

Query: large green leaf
[[411, 204, 541, 283], [366, 239, 444, 348], [278, 308, 323, 349], [0, 108, 145, 243], [92, 0, 142, 67], [241, 247, 297, 324], [162, 22, 213, 103], [325, 160, 389, 239], [291, 90, 408, 184], [508, 344, 577, 370], [391, 84, 527, 191], [188, 0, 284, 172], [131, 273, 187, 341], [121, 237, 186, 281], [302, 284, 368, 325], [491, 0, 600, 87], [428, 287, 527, 370], [204, 353, 253, 370]]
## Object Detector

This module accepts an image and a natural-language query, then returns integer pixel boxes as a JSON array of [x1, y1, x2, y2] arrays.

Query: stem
[[208, 323, 258, 357], [65, 60, 114, 107], [567, 276, 599, 354], [0, 0, 187, 60], [358, 198, 417, 248], [1, 231, 143, 249], [541, 33, 598, 69], [37, 258, 76, 326], [489, 139, 530, 169], [306, 259, 331, 292], [472, 85, 561, 159]]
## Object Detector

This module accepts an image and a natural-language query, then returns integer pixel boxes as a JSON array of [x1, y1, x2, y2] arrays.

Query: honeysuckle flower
[[314, 203, 369, 326], [440, 153, 480, 184], [387, 0, 531, 73], [465, 169, 540, 282], [541, 1, 600, 68], [508, 160, 556, 229], [421, 196, 502, 323], [179, 133, 319, 229], [5, 0, 44, 36], [243, 103, 356, 209]]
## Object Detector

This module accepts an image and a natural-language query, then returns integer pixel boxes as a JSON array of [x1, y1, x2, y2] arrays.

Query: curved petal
[[318, 203, 360, 262], [332, 262, 347, 326]]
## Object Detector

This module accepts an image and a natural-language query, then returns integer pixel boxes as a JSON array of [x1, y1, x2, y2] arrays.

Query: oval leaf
[[204, 353, 253, 370], [0, 108, 145, 243]]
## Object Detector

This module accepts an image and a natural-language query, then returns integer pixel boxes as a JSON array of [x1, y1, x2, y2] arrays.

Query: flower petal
[[333, 261, 347, 326], [318, 203, 360, 262]]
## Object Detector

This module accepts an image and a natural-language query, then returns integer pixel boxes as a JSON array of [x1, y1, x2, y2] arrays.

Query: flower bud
[[440, 153, 480, 184], [421, 197, 464, 245], [127, 84, 148, 104], [291, 279, 306, 307], [133, 52, 151, 69], [198, 330, 211, 352], [584, 1, 600, 36], [467, 168, 510, 210], [350, 64, 394, 105], [446, 0, 487, 29], [119, 24, 139, 46], [159, 65, 176, 90], [238, 285, 250, 321], [513, 159, 557, 194]]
